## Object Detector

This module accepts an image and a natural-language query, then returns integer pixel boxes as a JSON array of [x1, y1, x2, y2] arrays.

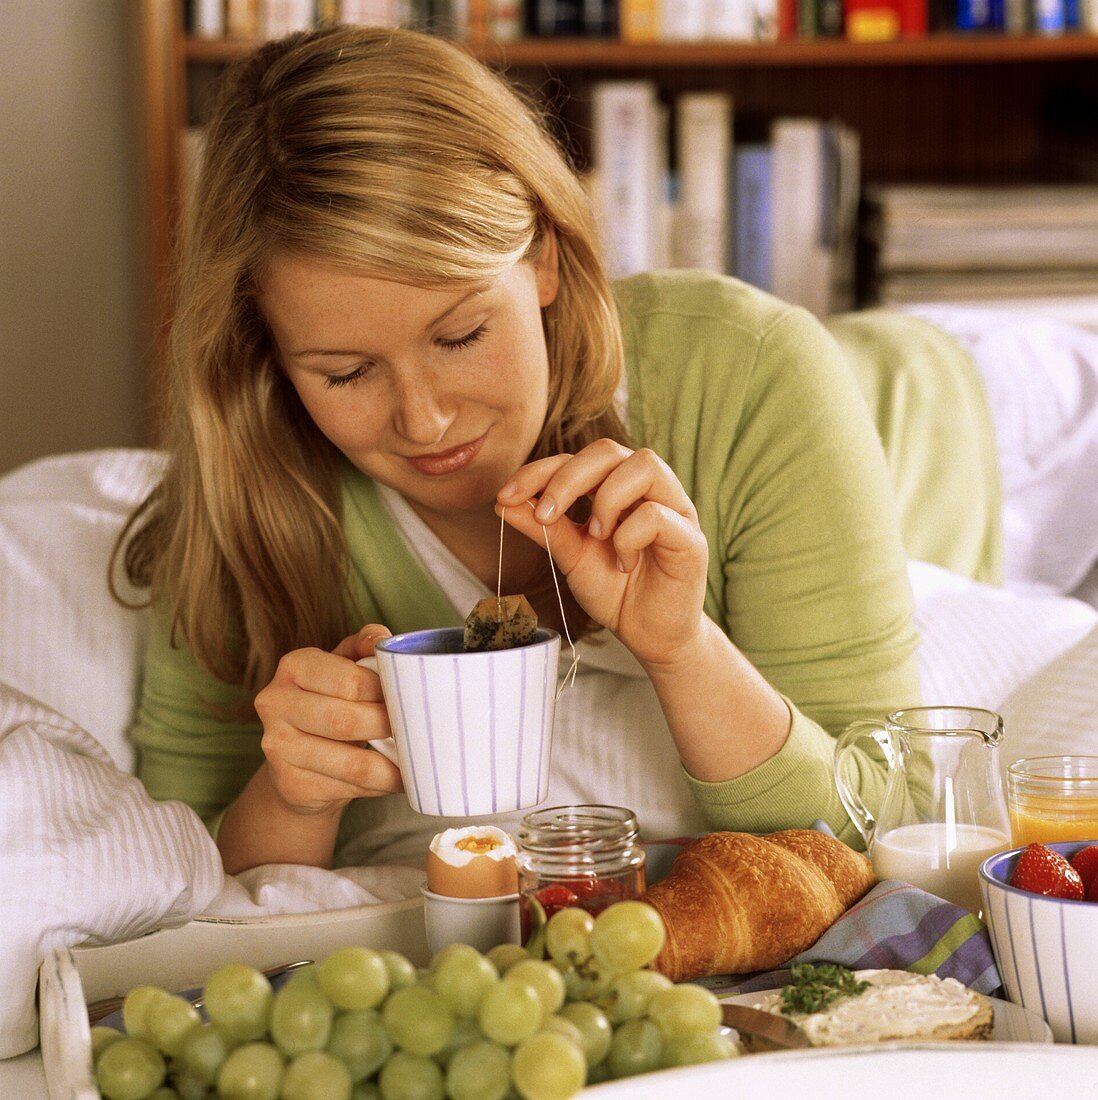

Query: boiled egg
[[426, 826, 519, 899]]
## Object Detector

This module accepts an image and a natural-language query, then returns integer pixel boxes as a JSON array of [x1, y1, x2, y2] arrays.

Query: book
[[770, 118, 832, 315], [191, 0, 226, 38], [226, 0, 262, 37], [844, 0, 901, 39], [672, 92, 733, 274], [527, 1, 584, 34], [866, 184, 1098, 272], [591, 82, 662, 278], [661, 0, 707, 38], [261, 0, 315, 37], [706, 0, 779, 37], [582, 0, 619, 34], [733, 144, 773, 292], [338, 1, 405, 25], [619, 0, 660, 39], [488, 0, 523, 37]]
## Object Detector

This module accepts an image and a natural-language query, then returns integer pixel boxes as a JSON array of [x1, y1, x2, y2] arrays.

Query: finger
[[269, 734, 404, 797], [514, 440, 635, 526], [332, 623, 393, 662], [587, 448, 698, 541], [272, 647, 381, 702], [270, 690, 392, 744], [496, 454, 575, 513], [495, 498, 588, 576], [611, 500, 708, 573]]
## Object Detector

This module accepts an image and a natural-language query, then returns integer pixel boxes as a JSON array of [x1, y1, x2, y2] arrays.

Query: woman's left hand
[[497, 440, 709, 667]]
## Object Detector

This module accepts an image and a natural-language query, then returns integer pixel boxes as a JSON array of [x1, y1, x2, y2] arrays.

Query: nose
[[390, 367, 454, 447]]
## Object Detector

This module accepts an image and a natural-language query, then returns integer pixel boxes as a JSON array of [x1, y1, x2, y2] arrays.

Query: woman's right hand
[[253, 624, 404, 818]]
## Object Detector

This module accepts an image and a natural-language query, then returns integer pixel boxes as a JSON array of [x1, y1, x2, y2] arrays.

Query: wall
[[0, 0, 144, 476]]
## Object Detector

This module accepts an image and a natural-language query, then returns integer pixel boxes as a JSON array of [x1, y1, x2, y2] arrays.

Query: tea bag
[[464, 594, 538, 652]]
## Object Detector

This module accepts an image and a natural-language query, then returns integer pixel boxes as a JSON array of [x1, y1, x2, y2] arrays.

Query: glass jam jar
[[517, 804, 646, 940]]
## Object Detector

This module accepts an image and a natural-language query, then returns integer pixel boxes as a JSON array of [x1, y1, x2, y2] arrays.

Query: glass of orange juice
[[1007, 756, 1098, 844]]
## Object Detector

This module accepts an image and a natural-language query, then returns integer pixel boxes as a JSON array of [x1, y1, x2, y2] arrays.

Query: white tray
[[38, 897, 428, 1100]]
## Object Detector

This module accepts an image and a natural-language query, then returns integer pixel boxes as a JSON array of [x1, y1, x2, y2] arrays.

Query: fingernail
[[498, 481, 518, 499], [534, 495, 557, 523], [588, 517, 603, 539]]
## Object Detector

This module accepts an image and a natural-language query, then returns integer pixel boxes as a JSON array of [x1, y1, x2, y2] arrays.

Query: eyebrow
[[291, 286, 488, 359]]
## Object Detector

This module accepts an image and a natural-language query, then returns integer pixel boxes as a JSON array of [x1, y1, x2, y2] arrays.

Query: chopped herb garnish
[[779, 963, 870, 1016]]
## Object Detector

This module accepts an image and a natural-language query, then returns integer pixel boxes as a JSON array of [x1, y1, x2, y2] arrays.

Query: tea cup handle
[[355, 656, 400, 766], [833, 719, 894, 847]]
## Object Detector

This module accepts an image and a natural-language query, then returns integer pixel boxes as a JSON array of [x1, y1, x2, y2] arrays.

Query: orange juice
[[1009, 795, 1098, 844]]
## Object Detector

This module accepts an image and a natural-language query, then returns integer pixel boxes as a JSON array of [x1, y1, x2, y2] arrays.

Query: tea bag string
[[498, 504, 580, 699]]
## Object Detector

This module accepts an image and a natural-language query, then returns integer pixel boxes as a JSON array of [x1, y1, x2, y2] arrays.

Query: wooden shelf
[[186, 32, 1098, 69]]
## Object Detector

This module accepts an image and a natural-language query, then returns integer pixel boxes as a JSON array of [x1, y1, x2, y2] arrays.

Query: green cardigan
[[132, 271, 1000, 846]]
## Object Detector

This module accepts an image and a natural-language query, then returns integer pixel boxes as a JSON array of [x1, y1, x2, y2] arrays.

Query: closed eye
[[439, 324, 487, 351], [324, 363, 373, 389]]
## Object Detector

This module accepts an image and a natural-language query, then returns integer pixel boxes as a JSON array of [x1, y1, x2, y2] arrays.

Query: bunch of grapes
[[91, 899, 735, 1100]]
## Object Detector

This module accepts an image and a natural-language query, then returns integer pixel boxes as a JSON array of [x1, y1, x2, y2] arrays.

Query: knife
[[721, 1003, 812, 1051]]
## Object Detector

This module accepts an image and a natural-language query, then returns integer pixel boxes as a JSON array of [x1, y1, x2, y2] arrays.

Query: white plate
[[720, 980, 1054, 1045]]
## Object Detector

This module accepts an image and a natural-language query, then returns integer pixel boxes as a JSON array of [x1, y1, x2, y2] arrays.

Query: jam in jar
[[517, 804, 645, 940]]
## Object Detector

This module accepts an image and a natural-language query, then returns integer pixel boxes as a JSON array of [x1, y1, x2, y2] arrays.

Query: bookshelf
[[136, 0, 1098, 431]]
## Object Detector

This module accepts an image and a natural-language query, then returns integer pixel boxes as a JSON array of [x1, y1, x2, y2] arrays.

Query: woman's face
[[260, 243, 558, 525]]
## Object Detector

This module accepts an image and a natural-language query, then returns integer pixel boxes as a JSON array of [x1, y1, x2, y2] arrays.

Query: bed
[[1, 301, 1097, 1063]]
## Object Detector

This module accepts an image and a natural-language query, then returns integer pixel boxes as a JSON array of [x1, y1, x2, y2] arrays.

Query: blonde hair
[[118, 24, 628, 703]]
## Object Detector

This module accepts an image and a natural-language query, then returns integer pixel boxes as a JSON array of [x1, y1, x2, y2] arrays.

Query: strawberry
[[1089, 875, 1098, 904], [1009, 842, 1085, 900], [1069, 845, 1098, 895]]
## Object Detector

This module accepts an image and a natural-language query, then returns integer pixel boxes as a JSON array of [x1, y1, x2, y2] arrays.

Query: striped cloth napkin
[[642, 834, 1002, 999]]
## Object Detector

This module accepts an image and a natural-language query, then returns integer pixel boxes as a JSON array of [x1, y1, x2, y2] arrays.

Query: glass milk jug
[[833, 706, 1011, 912]]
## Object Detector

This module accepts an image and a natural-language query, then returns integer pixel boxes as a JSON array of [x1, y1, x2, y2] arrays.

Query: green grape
[[90, 1025, 125, 1061], [557, 1002, 612, 1068], [432, 1015, 481, 1070], [215, 1041, 284, 1100], [377, 1050, 444, 1100], [555, 955, 612, 1002], [444, 1038, 511, 1100], [281, 1050, 353, 1100], [646, 984, 721, 1040], [511, 1032, 586, 1100], [476, 978, 543, 1047], [317, 947, 390, 1011], [353, 1083, 382, 1100], [599, 969, 673, 1024], [588, 901, 665, 974], [505, 960, 565, 1019], [380, 985, 454, 1056], [584, 1060, 613, 1086], [94, 1036, 167, 1100], [537, 1014, 585, 1048], [270, 974, 335, 1056], [146, 993, 201, 1056], [178, 1023, 230, 1083], [544, 907, 593, 968], [172, 1067, 210, 1100], [431, 948, 498, 1019], [148, 1089, 179, 1100], [203, 964, 273, 1043], [485, 943, 528, 974], [427, 943, 480, 973], [607, 1018, 663, 1079], [661, 1029, 737, 1068], [326, 1008, 393, 1082], [380, 950, 418, 992], [121, 985, 171, 1042]]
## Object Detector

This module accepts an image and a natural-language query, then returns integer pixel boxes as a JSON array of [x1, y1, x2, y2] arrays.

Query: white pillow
[[905, 305, 1098, 596], [0, 449, 163, 772], [911, 559, 1097, 712]]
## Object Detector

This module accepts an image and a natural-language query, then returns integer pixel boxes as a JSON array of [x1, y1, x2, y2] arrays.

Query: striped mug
[[358, 627, 560, 816]]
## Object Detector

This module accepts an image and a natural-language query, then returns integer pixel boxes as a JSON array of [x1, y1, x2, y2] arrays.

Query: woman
[[120, 24, 919, 875]]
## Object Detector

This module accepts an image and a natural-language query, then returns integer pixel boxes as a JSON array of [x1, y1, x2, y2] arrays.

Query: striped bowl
[[979, 840, 1098, 1044]]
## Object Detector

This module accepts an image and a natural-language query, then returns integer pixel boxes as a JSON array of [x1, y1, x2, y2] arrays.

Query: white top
[[332, 483, 707, 868]]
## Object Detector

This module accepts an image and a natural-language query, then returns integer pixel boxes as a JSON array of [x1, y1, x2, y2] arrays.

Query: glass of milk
[[833, 707, 1011, 913]]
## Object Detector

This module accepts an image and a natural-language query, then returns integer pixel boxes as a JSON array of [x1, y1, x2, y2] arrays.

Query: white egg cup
[[420, 886, 521, 957]]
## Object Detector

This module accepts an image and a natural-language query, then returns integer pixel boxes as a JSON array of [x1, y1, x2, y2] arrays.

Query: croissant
[[643, 829, 876, 982]]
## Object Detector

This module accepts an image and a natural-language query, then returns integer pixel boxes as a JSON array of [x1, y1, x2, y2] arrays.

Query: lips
[[406, 433, 487, 476]]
